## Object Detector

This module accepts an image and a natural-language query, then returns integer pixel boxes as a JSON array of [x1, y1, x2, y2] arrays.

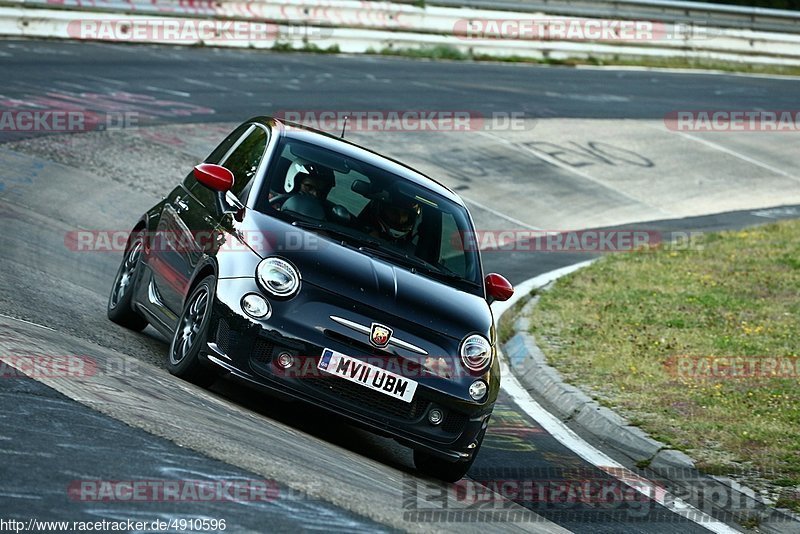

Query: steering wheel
[[268, 193, 291, 208]]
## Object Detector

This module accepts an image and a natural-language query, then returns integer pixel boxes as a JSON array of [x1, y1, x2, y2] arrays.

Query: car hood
[[237, 210, 493, 340]]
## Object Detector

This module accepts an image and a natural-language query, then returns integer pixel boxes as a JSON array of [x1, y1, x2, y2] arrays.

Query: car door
[[149, 124, 265, 319], [149, 176, 216, 319]]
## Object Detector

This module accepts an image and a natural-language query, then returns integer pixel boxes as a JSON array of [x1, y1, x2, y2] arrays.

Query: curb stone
[[506, 329, 678, 468], [501, 275, 800, 533]]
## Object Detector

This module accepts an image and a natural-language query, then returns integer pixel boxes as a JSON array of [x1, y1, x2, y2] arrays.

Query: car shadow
[[206, 370, 417, 473]]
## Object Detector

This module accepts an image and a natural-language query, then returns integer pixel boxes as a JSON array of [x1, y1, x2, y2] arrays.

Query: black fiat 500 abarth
[[108, 117, 514, 481]]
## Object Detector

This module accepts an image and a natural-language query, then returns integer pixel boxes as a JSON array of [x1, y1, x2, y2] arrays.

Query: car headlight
[[469, 380, 488, 401], [256, 257, 300, 298], [460, 334, 492, 373], [241, 293, 271, 319]]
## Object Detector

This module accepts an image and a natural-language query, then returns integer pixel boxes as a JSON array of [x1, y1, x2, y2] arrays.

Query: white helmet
[[284, 159, 334, 197]]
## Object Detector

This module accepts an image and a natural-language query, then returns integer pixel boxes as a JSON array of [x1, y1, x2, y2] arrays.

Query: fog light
[[241, 293, 270, 319], [276, 352, 294, 369], [428, 408, 444, 425], [469, 380, 487, 401]]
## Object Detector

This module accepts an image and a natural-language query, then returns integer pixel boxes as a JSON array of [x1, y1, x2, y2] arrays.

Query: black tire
[[414, 428, 486, 482], [107, 230, 148, 331], [166, 275, 217, 388]]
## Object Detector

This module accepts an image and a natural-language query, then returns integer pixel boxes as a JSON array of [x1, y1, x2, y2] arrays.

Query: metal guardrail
[[2, 0, 800, 66], [11, 0, 800, 34], [384, 0, 800, 34]]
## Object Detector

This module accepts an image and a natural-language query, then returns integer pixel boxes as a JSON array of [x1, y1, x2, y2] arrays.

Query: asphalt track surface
[[2, 40, 800, 533]]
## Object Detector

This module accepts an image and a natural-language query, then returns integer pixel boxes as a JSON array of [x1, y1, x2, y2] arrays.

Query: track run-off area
[[1, 40, 800, 533]]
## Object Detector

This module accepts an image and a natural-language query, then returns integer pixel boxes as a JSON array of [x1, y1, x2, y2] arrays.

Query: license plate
[[317, 348, 417, 403]]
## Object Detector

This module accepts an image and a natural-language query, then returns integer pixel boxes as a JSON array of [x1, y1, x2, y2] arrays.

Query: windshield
[[253, 137, 482, 290]]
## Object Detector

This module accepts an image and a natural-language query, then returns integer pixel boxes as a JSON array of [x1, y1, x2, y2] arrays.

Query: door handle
[[173, 197, 189, 212]]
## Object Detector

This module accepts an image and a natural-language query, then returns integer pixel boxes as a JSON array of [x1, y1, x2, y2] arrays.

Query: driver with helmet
[[365, 194, 420, 244], [271, 159, 339, 220], [285, 160, 335, 201]]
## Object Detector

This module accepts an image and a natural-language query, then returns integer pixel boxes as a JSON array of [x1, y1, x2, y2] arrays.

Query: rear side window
[[205, 123, 251, 165], [439, 212, 467, 274], [184, 123, 251, 193], [220, 126, 269, 201]]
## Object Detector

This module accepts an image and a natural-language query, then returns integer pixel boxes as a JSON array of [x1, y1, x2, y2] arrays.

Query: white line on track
[[144, 86, 192, 98], [181, 77, 221, 89], [573, 64, 800, 81], [0, 313, 55, 331], [493, 263, 740, 534], [0, 449, 55, 457], [463, 197, 544, 231], [0, 493, 42, 500], [664, 129, 798, 182], [54, 82, 95, 91]]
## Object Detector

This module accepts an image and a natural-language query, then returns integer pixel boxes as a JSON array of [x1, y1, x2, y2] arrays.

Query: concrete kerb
[[496, 262, 800, 532], [500, 267, 699, 469]]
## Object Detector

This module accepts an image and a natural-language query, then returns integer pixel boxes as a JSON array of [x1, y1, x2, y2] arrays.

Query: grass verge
[[526, 220, 800, 511], [497, 293, 534, 346], [370, 45, 800, 76]]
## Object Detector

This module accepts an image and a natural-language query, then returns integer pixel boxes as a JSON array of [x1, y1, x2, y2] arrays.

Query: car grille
[[441, 411, 469, 435], [217, 318, 276, 369], [215, 319, 233, 355], [252, 337, 275, 365], [305, 375, 427, 421]]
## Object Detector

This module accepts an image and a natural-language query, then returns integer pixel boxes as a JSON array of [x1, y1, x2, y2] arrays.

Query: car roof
[[247, 116, 466, 207]]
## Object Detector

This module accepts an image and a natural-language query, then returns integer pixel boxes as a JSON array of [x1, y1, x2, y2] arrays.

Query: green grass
[[376, 44, 469, 61], [526, 220, 800, 511], [271, 42, 341, 54], [497, 294, 533, 345], [264, 40, 800, 76], [370, 45, 800, 76]]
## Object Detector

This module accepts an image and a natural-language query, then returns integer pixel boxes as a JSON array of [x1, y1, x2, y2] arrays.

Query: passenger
[[366, 196, 420, 244], [286, 160, 335, 200]]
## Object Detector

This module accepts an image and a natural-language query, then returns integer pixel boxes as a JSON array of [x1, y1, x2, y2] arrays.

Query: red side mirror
[[194, 163, 234, 192], [485, 273, 514, 302]]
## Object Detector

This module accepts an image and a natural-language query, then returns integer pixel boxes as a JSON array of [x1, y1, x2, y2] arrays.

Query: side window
[[184, 123, 251, 192], [220, 127, 269, 200], [438, 212, 467, 276], [205, 123, 251, 164]]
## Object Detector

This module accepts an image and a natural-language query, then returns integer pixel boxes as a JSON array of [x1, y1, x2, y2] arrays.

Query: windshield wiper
[[357, 243, 428, 270], [357, 243, 476, 286], [291, 220, 362, 245]]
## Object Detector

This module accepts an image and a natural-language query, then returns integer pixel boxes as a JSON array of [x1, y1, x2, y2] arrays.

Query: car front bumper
[[201, 278, 495, 463]]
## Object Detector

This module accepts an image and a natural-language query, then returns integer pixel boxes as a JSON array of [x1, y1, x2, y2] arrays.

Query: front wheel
[[413, 428, 486, 482], [107, 230, 148, 331], [166, 275, 217, 388]]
